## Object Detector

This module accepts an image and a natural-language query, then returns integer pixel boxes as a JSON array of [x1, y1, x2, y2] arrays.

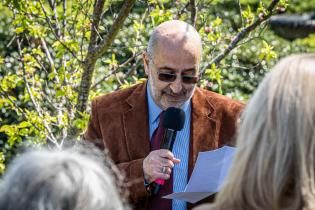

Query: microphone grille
[[163, 107, 186, 131]]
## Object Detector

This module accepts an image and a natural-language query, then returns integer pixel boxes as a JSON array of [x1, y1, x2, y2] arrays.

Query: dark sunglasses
[[158, 72, 199, 84]]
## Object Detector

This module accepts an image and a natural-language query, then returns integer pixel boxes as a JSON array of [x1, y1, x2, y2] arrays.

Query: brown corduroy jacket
[[84, 81, 244, 210]]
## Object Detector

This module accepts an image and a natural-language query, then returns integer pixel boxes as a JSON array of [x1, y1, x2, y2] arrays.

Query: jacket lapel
[[121, 84, 219, 176], [188, 88, 218, 178], [123, 82, 151, 159]]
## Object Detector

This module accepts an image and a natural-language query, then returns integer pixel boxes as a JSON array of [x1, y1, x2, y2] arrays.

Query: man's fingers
[[163, 166, 172, 175], [143, 150, 180, 183], [158, 149, 181, 164], [172, 157, 181, 164], [160, 158, 175, 168], [158, 149, 175, 159], [147, 166, 173, 182], [155, 172, 170, 180]]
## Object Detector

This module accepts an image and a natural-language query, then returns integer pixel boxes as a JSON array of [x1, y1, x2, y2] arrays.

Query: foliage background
[[0, 0, 314, 173]]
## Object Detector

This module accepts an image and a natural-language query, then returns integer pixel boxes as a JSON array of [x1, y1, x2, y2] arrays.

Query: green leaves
[[0, 0, 312, 175], [15, 27, 24, 34], [104, 54, 118, 69], [28, 24, 46, 38], [72, 112, 89, 130], [120, 77, 147, 90], [213, 17, 222, 27], [0, 75, 23, 91], [23, 53, 40, 74], [149, 4, 173, 26], [296, 34, 315, 50], [0, 98, 13, 109], [52, 38, 79, 58], [242, 5, 255, 25], [202, 17, 223, 44], [0, 121, 33, 147], [259, 41, 277, 61], [278, 0, 289, 10], [133, 20, 144, 32], [0, 152, 5, 174], [205, 64, 223, 94]]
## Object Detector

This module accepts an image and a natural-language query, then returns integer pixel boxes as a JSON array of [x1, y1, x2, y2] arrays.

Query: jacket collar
[[123, 82, 218, 172], [123, 81, 150, 159]]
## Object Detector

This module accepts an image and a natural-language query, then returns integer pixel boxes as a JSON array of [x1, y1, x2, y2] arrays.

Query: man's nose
[[169, 74, 183, 93]]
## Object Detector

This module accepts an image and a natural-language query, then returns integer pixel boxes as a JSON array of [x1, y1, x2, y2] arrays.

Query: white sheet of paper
[[163, 192, 213, 204], [163, 146, 235, 203]]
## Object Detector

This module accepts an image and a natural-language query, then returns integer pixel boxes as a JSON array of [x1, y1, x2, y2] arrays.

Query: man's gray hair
[[0, 144, 129, 210], [147, 30, 159, 60]]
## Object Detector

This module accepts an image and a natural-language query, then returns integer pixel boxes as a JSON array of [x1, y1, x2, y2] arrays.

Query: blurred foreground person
[[194, 54, 315, 210], [0, 145, 130, 210]]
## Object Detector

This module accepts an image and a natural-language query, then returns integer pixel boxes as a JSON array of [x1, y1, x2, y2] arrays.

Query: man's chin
[[162, 100, 185, 109]]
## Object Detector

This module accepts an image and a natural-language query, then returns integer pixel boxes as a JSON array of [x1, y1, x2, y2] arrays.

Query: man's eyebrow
[[158, 66, 196, 72]]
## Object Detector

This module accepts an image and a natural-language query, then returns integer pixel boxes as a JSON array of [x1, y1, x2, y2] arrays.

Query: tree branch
[[238, 0, 244, 27], [43, 0, 62, 38], [0, 86, 59, 147], [39, 0, 82, 62], [89, 0, 106, 49], [16, 36, 59, 146], [175, 2, 190, 20], [69, 0, 136, 137], [91, 0, 137, 57], [40, 38, 57, 76], [62, 0, 66, 36], [190, 0, 197, 26], [236, 23, 268, 47], [51, 0, 62, 37], [91, 51, 143, 89], [201, 0, 280, 75]]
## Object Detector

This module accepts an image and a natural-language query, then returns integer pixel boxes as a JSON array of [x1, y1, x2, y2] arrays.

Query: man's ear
[[143, 52, 149, 75]]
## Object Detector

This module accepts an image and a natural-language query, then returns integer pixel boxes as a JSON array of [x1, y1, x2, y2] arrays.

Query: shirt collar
[[146, 80, 191, 124]]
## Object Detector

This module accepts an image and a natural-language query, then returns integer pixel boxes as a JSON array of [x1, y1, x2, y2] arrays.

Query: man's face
[[144, 43, 200, 110]]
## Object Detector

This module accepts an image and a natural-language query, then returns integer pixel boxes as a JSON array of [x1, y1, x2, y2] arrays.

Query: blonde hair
[[215, 54, 315, 210]]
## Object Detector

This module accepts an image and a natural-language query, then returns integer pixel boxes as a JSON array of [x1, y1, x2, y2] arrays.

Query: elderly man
[[84, 20, 244, 210]]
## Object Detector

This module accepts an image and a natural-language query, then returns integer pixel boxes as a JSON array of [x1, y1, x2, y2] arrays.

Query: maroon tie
[[147, 112, 173, 210]]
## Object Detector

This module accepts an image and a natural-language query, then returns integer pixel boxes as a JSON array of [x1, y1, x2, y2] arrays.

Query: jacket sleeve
[[117, 158, 151, 203], [83, 98, 150, 204], [83, 99, 104, 150], [221, 100, 245, 146]]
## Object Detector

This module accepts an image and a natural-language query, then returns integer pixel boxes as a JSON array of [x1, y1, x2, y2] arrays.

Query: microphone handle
[[161, 129, 177, 150], [152, 129, 177, 195], [152, 183, 161, 195]]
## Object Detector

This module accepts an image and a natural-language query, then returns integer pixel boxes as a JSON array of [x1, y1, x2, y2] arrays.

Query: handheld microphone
[[152, 107, 185, 195]]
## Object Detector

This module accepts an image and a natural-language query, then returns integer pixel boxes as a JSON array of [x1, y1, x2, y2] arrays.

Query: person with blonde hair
[[194, 54, 315, 210], [0, 144, 130, 210]]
